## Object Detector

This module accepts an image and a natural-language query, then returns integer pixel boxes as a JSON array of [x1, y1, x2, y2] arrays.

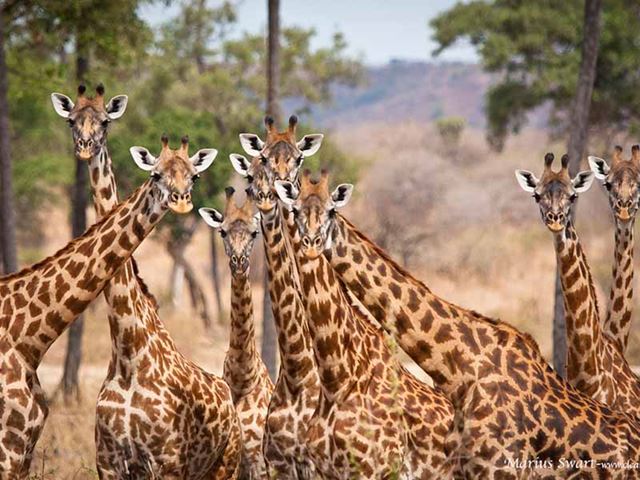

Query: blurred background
[[1, 0, 639, 477]]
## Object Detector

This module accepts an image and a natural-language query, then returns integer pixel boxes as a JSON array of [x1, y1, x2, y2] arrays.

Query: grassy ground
[[28, 123, 640, 477]]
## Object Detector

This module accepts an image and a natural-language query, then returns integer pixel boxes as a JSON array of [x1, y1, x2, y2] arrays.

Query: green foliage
[[431, 0, 640, 149], [435, 116, 466, 152], [3, 0, 363, 245]]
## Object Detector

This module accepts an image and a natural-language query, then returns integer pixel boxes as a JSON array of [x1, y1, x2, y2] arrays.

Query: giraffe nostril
[[170, 192, 179, 202], [231, 255, 238, 265], [302, 236, 311, 247], [546, 212, 554, 222], [314, 236, 323, 248]]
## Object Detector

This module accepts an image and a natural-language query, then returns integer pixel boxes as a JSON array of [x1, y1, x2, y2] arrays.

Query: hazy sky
[[142, 0, 477, 65]]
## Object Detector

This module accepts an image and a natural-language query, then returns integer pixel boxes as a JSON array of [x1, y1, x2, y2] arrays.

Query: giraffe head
[[51, 84, 128, 160], [588, 145, 640, 222], [515, 153, 594, 233], [275, 169, 353, 258], [199, 187, 260, 276], [229, 153, 277, 212], [238, 115, 323, 182], [130, 134, 217, 213]]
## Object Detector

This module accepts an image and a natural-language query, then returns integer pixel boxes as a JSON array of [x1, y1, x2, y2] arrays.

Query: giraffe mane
[[130, 257, 159, 310]]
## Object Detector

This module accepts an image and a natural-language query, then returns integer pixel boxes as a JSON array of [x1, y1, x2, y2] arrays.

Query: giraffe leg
[[211, 420, 242, 480]]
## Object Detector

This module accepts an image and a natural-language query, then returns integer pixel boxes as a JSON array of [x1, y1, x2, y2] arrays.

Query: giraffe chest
[[95, 356, 237, 479]]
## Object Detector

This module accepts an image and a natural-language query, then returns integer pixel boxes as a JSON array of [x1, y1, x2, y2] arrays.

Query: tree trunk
[[166, 218, 211, 329], [261, 0, 281, 379], [0, 12, 18, 274], [209, 230, 225, 324], [553, 0, 602, 377], [266, 0, 281, 121], [59, 47, 89, 403]]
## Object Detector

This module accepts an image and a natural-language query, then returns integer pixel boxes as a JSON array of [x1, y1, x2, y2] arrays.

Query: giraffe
[[516, 153, 640, 416], [588, 145, 640, 352], [199, 187, 274, 479], [52, 87, 241, 479], [274, 170, 455, 479], [275, 170, 640, 478], [228, 115, 324, 478], [0, 135, 222, 478]]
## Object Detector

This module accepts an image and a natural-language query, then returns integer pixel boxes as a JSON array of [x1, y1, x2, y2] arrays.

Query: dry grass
[[27, 122, 640, 475]]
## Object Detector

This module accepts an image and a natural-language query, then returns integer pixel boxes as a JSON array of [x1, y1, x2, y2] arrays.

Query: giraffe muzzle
[[544, 212, 565, 232], [230, 255, 249, 274], [168, 191, 193, 214], [301, 235, 325, 258], [75, 139, 96, 160]]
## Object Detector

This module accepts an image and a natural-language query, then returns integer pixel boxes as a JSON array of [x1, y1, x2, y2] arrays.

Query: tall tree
[[553, 0, 603, 376], [0, 8, 18, 274], [262, 0, 281, 379]]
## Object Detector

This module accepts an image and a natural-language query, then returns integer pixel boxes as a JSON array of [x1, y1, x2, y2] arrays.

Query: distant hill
[[307, 60, 493, 129]]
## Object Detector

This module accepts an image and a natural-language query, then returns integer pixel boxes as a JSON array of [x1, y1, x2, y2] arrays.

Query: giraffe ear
[[229, 154, 251, 177], [514, 169, 539, 192], [274, 180, 299, 207], [130, 147, 158, 171], [190, 148, 218, 173], [572, 170, 595, 193], [199, 208, 224, 229], [105, 95, 128, 120], [297, 134, 324, 157], [51, 93, 74, 118], [239, 134, 265, 157], [587, 156, 610, 180], [331, 184, 354, 208]]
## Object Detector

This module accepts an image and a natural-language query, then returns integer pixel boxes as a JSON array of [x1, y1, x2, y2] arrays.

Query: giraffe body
[[233, 116, 324, 478], [589, 146, 640, 352], [200, 191, 274, 479], [51, 87, 240, 480], [0, 178, 167, 477], [517, 154, 640, 419], [264, 159, 640, 477], [276, 171, 456, 479]]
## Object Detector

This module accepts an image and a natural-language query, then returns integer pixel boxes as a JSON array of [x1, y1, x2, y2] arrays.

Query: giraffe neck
[[260, 205, 317, 391], [553, 220, 603, 393], [294, 246, 365, 402], [0, 180, 166, 369], [605, 217, 635, 352], [88, 146, 119, 217], [324, 214, 538, 401], [223, 271, 261, 399], [87, 145, 163, 361]]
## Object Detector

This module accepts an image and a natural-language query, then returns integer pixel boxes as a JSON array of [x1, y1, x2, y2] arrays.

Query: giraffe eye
[[151, 172, 162, 181], [329, 208, 336, 218], [533, 192, 541, 203], [192, 173, 200, 182], [68, 118, 75, 126], [220, 230, 227, 238], [570, 193, 578, 203], [260, 155, 267, 165], [247, 174, 254, 183], [101, 119, 110, 128], [251, 231, 258, 238], [296, 155, 303, 166], [604, 181, 612, 191]]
